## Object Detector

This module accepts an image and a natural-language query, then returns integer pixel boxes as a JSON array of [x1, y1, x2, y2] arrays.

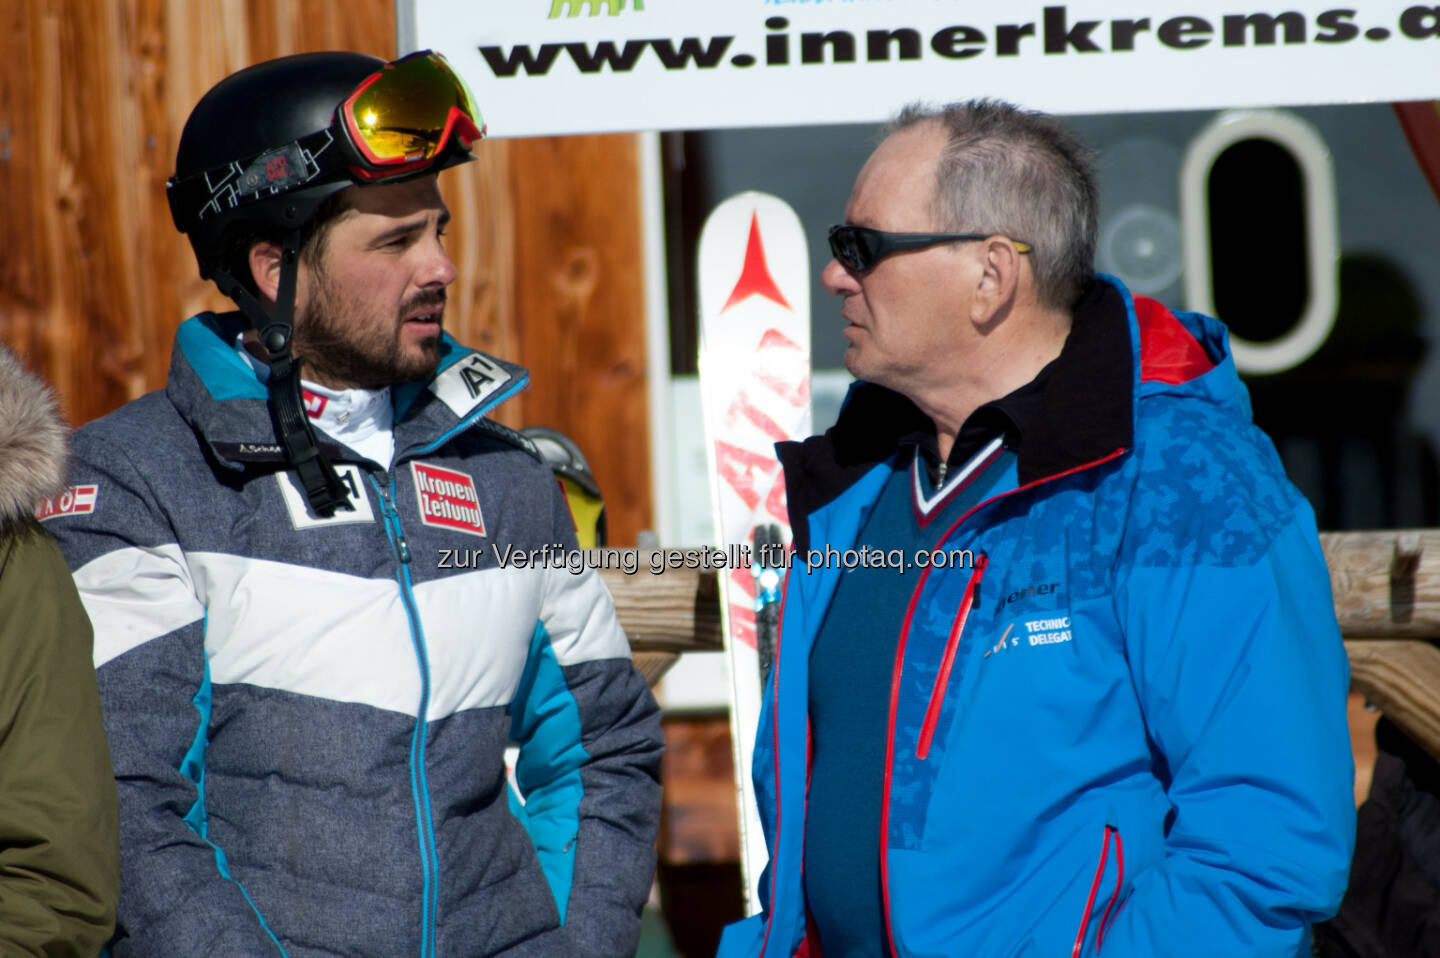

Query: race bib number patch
[[35, 484, 98, 521], [428, 352, 512, 418], [277, 464, 375, 529], [412, 462, 486, 537]]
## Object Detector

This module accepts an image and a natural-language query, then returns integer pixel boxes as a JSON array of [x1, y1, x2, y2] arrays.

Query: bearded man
[[46, 51, 662, 958]]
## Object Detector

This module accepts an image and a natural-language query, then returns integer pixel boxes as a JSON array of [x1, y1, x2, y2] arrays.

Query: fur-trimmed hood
[[0, 346, 68, 526]]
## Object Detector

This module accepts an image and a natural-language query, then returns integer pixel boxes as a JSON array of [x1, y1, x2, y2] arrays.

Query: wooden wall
[[0, 0, 653, 543]]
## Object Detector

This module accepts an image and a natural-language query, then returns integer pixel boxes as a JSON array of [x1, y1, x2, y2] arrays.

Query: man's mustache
[[401, 290, 447, 319]]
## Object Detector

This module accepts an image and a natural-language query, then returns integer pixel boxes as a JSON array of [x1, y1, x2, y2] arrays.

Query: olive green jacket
[[0, 346, 118, 956]]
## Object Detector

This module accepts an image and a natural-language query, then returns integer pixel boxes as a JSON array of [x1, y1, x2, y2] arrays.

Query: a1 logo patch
[[428, 352, 512, 418], [277, 463, 375, 529], [35, 484, 99, 521], [411, 462, 486, 537]]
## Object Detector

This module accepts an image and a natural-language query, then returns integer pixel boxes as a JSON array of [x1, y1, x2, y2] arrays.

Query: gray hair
[[889, 99, 1098, 310]]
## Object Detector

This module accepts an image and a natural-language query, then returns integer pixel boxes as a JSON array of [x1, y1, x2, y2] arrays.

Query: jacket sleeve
[[504, 492, 664, 958], [0, 526, 119, 957], [48, 437, 285, 957], [1103, 498, 1355, 957]]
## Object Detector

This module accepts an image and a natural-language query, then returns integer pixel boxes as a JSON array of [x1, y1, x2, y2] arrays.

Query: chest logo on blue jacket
[[992, 580, 1061, 616], [412, 461, 487, 537], [277, 464, 375, 529], [984, 614, 1075, 658]]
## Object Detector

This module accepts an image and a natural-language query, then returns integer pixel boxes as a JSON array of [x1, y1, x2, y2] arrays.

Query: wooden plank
[[631, 650, 680, 688], [602, 556, 724, 655], [1321, 529, 1440, 636], [602, 530, 1440, 653], [1346, 639, 1440, 765]]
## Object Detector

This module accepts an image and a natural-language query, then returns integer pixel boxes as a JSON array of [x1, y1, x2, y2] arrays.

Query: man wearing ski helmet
[[48, 50, 662, 957]]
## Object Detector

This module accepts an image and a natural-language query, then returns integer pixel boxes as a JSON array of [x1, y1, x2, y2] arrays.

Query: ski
[[696, 191, 812, 914]]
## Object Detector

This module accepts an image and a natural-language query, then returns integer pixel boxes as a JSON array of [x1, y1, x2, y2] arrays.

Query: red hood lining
[[1135, 295, 1216, 385]]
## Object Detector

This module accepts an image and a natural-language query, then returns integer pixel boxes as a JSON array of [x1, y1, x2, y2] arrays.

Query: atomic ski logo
[[723, 213, 791, 312], [549, 0, 643, 17]]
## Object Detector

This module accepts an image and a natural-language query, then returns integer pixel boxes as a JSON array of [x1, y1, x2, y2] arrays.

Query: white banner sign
[[407, 1, 1440, 137]]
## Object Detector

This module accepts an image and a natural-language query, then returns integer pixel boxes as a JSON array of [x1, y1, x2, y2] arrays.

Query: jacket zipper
[[915, 553, 988, 760], [878, 447, 1128, 958], [1072, 824, 1124, 956], [370, 474, 439, 958]]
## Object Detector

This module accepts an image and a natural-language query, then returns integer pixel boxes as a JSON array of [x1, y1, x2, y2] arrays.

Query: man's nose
[[421, 240, 457, 288], [821, 257, 859, 298]]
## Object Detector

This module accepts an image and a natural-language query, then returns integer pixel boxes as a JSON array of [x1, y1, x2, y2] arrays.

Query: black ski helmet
[[167, 50, 477, 290], [163, 50, 482, 519]]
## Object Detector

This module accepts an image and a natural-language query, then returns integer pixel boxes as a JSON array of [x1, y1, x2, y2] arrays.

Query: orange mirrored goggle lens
[[343, 52, 484, 166]]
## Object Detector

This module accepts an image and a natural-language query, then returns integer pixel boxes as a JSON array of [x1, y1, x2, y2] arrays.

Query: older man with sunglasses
[[718, 100, 1354, 958], [46, 52, 662, 958]]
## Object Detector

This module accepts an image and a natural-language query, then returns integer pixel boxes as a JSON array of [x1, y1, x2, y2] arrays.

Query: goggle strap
[[168, 130, 339, 233]]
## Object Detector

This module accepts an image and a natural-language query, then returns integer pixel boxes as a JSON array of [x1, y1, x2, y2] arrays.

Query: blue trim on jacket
[[179, 647, 289, 956], [509, 622, 589, 920]]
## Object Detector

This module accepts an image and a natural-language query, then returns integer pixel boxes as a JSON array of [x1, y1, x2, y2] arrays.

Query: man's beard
[[292, 278, 446, 390]]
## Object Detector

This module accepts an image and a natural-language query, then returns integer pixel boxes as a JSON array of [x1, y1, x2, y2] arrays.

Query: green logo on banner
[[549, 0, 644, 17]]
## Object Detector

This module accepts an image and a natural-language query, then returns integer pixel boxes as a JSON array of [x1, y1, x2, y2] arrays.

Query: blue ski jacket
[[48, 313, 663, 958], [718, 276, 1355, 958]]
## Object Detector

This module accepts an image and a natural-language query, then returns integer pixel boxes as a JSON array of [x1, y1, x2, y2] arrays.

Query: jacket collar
[[166, 312, 530, 471], [779, 275, 1221, 548]]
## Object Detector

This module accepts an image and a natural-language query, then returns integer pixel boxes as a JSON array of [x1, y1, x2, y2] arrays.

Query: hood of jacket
[[0, 346, 68, 529]]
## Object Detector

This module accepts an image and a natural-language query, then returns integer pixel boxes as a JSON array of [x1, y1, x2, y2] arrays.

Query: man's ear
[[247, 239, 283, 305], [970, 236, 1024, 325]]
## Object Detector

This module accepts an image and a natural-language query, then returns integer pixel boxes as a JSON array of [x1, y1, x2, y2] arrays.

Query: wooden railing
[[612, 531, 1440, 761], [1323, 530, 1440, 762]]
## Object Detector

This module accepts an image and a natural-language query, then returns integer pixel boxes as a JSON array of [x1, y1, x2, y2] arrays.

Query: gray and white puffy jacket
[[47, 312, 663, 958]]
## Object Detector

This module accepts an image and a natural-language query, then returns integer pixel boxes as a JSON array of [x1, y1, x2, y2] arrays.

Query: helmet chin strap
[[217, 230, 350, 518]]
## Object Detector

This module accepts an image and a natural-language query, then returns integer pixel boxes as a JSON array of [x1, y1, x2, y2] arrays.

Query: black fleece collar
[[779, 279, 1134, 551]]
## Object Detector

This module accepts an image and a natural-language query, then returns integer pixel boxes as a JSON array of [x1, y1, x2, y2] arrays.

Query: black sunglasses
[[827, 225, 1032, 274]]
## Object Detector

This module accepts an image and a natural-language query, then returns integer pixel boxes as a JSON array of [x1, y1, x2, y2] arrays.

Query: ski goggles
[[339, 50, 485, 179], [168, 50, 484, 231], [828, 225, 1031, 274]]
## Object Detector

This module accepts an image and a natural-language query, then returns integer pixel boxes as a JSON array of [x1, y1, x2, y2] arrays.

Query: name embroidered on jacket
[[412, 462, 487, 537], [35, 484, 99, 521]]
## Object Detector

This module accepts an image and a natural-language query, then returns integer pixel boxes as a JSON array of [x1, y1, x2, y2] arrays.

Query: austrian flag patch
[[35, 484, 99, 521], [411, 462, 486, 537]]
